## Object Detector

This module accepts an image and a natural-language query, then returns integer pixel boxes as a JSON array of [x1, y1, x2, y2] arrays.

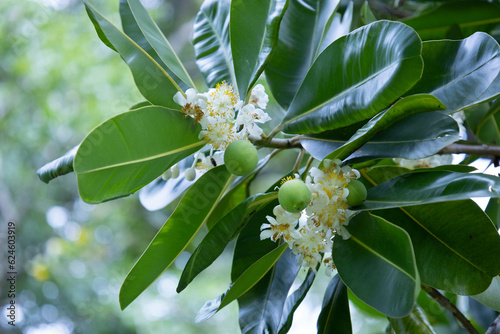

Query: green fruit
[[278, 179, 311, 213], [224, 140, 259, 176], [346, 179, 367, 207]]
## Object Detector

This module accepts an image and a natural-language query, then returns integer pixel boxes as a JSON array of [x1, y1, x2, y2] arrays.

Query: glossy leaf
[[317, 1, 353, 55], [230, 0, 288, 98], [265, 0, 341, 108], [474, 100, 500, 145], [195, 243, 288, 322], [177, 192, 277, 293], [472, 276, 500, 312], [119, 0, 194, 89], [317, 275, 352, 334], [193, 0, 235, 88], [361, 1, 377, 25], [323, 94, 446, 162], [358, 171, 500, 211], [278, 267, 318, 333], [238, 247, 299, 334], [406, 32, 500, 114], [280, 20, 423, 134], [302, 111, 459, 163], [332, 212, 420, 317], [84, 2, 182, 108], [401, 1, 500, 41], [74, 106, 204, 203], [37, 146, 77, 183], [119, 166, 232, 310], [375, 200, 500, 295], [388, 305, 437, 334], [485, 198, 500, 228]]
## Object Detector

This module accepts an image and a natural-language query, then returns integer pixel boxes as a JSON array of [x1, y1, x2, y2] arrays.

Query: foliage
[[38, 0, 500, 332]]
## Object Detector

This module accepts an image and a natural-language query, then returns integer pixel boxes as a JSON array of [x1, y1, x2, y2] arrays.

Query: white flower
[[235, 104, 271, 137], [195, 151, 224, 171], [260, 205, 301, 243], [207, 82, 239, 120], [199, 116, 240, 150], [173, 88, 207, 122], [249, 84, 269, 109]]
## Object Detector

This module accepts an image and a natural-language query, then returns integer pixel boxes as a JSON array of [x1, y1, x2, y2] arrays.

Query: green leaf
[[193, 0, 235, 88], [230, 0, 289, 98], [474, 100, 500, 145], [361, 1, 377, 25], [237, 247, 300, 334], [332, 212, 420, 317], [195, 243, 288, 322], [37, 146, 77, 183], [177, 192, 277, 293], [323, 94, 446, 162], [388, 305, 437, 334], [317, 275, 352, 334], [265, 0, 340, 108], [302, 111, 459, 163], [74, 106, 204, 203], [486, 198, 500, 229], [119, 0, 195, 89], [406, 32, 500, 114], [401, 1, 500, 41], [358, 171, 500, 211], [278, 267, 318, 333], [84, 2, 182, 108], [472, 276, 500, 312], [280, 20, 423, 134], [119, 166, 232, 310], [375, 200, 500, 295]]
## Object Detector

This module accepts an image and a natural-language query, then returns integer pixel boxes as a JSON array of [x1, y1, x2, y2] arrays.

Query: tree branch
[[486, 313, 500, 334], [421, 284, 479, 334], [439, 143, 500, 157], [250, 136, 303, 149]]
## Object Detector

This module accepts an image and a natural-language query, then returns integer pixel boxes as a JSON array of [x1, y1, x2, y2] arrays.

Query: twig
[[486, 313, 500, 334], [250, 136, 302, 149], [293, 149, 305, 174], [301, 156, 315, 181], [421, 284, 479, 334], [439, 143, 500, 157]]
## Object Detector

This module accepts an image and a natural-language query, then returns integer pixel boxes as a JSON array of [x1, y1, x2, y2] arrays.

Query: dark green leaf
[[406, 33, 500, 114], [231, 0, 289, 98], [84, 2, 183, 108], [358, 171, 500, 211], [238, 247, 299, 334], [401, 1, 500, 41], [193, 0, 235, 88], [177, 192, 277, 293], [280, 20, 423, 134], [317, 275, 352, 334], [195, 243, 288, 322], [361, 1, 377, 25], [486, 198, 500, 229], [119, 0, 195, 89], [278, 268, 318, 333], [323, 94, 446, 162], [119, 166, 232, 310], [265, 0, 340, 108], [388, 305, 437, 334], [332, 212, 420, 317], [74, 106, 204, 203], [37, 146, 77, 183], [375, 200, 500, 295], [474, 100, 500, 145], [302, 111, 459, 163], [472, 276, 500, 312]]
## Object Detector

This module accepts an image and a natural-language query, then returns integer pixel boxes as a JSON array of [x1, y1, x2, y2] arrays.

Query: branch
[[421, 284, 479, 334], [250, 136, 302, 149], [439, 143, 500, 157], [486, 313, 500, 334]]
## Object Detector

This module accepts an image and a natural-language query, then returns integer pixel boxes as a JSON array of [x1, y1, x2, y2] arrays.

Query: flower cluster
[[260, 159, 360, 275], [174, 82, 271, 151], [162, 83, 271, 181]]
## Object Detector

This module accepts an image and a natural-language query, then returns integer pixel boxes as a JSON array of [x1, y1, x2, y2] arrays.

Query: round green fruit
[[224, 140, 259, 176], [278, 179, 311, 213], [346, 179, 367, 207]]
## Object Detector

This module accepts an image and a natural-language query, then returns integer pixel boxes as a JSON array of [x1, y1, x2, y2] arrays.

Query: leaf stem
[[301, 156, 315, 181], [421, 284, 478, 334], [250, 136, 302, 149]]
